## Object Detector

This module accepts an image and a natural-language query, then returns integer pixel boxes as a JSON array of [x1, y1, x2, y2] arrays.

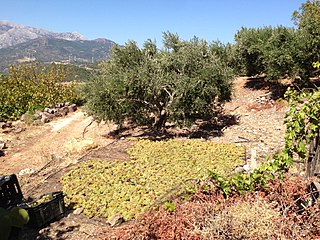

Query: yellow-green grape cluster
[[61, 139, 245, 220], [26, 194, 52, 207]]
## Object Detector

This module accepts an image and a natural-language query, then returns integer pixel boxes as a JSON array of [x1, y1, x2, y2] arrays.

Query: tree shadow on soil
[[244, 76, 290, 100], [245, 76, 320, 101], [10, 215, 79, 240], [105, 114, 240, 141]]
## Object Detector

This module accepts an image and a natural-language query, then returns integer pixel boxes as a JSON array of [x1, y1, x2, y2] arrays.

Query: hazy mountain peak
[[0, 21, 117, 71], [0, 20, 86, 48]]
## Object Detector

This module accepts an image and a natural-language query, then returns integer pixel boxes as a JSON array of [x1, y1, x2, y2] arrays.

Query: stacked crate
[[0, 174, 65, 228]]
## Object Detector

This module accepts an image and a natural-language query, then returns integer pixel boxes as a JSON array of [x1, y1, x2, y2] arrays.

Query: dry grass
[[193, 198, 279, 240]]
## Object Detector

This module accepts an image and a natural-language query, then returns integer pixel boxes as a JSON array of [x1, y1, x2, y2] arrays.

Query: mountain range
[[0, 20, 117, 72]]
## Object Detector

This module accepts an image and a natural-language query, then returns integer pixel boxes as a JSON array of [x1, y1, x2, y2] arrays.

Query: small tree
[[0, 63, 77, 121], [234, 27, 274, 77], [83, 32, 234, 130], [233, 24, 311, 82], [263, 26, 296, 81], [292, 0, 320, 83]]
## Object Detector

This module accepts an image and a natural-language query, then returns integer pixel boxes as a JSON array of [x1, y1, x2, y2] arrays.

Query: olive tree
[[83, 32, 234, 130], [233, 27, 273, 77], [262, 26, 296, 81], [233, 25, 307, 82], [292, 0, 320, 83]]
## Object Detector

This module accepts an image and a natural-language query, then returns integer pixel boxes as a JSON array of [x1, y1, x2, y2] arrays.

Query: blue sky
[[2, 0, 306, 46]]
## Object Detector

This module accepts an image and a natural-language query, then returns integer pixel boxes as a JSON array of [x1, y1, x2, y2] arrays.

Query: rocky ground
[[213, 77, 288, 161], [0, 77, 290, 240]]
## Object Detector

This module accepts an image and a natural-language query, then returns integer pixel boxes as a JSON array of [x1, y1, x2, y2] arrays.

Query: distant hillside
[[0, 21, 117, 72], [0, 37, 116, 68], [0, 20, 85, 48]]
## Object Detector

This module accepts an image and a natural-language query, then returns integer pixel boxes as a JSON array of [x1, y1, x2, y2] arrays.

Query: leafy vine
[[283, 86, 320, 159], [210, 153, 289, 196]]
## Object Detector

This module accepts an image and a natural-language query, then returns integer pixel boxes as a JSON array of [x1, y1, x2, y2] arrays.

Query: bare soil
[[0, 77, 289, 240]]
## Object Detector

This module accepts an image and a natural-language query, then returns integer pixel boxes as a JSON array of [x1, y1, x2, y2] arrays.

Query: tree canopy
[[230, 0, 320, 83], [0, 63, 78, 121], [82, 32, 234, 130]]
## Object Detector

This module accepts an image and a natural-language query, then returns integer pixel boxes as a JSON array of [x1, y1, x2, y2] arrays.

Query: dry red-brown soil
[[0, 77, 290, 240]]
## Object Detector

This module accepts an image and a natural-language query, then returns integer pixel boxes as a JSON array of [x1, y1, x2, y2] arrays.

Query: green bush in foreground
[[62, 139, 245, 220]]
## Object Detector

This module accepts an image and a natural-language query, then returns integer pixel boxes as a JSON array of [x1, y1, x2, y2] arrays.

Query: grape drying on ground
[[62, 139, 245, 220]]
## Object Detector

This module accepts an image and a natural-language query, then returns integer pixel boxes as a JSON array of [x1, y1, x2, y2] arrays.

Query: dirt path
[[211, 77, 288, 161], [1, 111, 116, 193], [0, 77, 289, 239], [1, 110, 121, 239]]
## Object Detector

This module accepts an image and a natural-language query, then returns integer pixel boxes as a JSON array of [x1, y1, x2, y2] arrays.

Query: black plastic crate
[[0, 174, 23, 209], [18, 191, 65, 228]]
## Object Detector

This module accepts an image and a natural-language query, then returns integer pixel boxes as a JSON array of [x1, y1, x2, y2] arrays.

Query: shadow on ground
[[10, 212, 79, 240], [105, 114, 240, 141], [244, 76, 290, 100]]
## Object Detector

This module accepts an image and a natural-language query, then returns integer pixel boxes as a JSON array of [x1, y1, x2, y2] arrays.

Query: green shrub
[[0, 63, 78, 121]]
